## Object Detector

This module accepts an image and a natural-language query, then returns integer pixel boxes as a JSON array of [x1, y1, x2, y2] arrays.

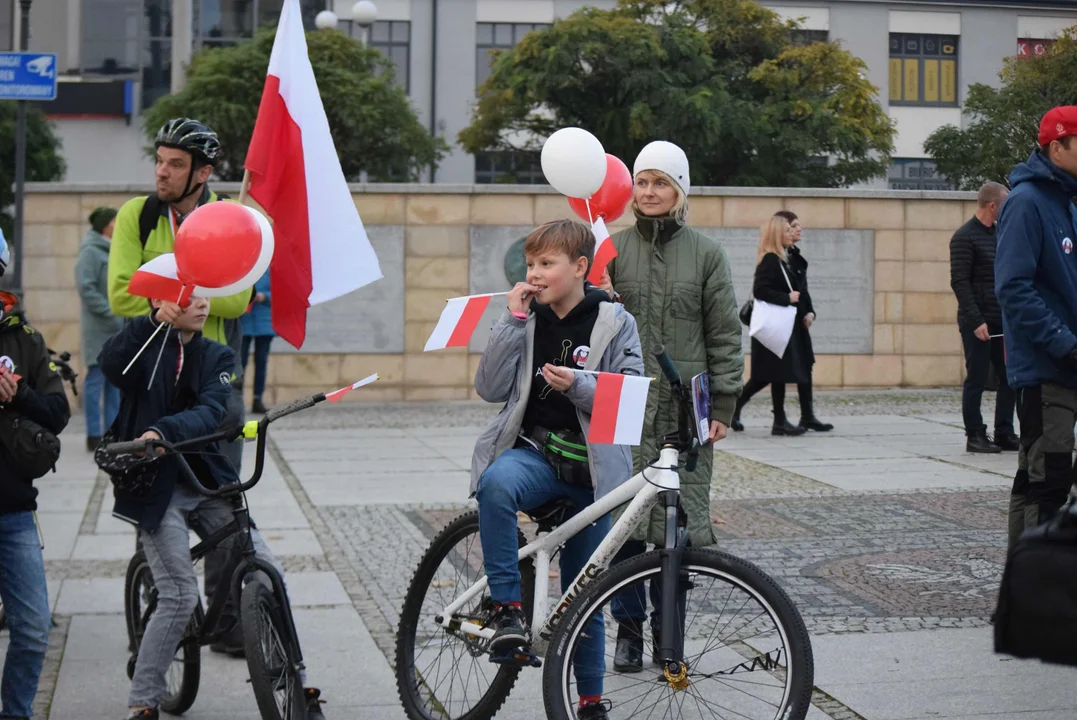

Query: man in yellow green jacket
[[107, 117, 253, 659]]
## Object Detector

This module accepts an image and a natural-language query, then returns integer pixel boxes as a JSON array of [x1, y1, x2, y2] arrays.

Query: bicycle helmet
[[154, 118, 222, 167], [0, 226, 9, 279]]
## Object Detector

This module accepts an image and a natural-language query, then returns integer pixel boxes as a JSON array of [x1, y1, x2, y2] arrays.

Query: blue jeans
[[240, 335, 273, 399], [83, 365, 119, 438], [0, 512, 50, 718], [476, 446, 609, 697]]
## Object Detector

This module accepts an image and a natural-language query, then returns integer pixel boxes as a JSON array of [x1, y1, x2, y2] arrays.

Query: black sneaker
[[210, 621, 245, 658], [126, 708, 159, 720], [87, 435, 101, 452], [252, 397, 268, 414], [305, 688, 326, 720], [967, 433, 1001, 454], [578, 699, 612, 720], [612, 623, 643, 672], [487, 603, 529, 652], [994, 431, 1020, 452]]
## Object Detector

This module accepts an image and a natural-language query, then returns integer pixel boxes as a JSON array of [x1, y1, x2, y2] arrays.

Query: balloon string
[[585, 198, 595, 227]]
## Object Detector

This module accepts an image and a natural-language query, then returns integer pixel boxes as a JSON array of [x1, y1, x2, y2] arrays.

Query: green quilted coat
[[608, 212, 744, 546]]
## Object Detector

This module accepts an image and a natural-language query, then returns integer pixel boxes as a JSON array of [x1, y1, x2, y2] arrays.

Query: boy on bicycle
[[98, 297, 327, 720], [471, 219, 644, 719]]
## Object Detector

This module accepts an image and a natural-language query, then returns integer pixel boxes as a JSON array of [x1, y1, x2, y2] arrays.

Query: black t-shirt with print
[[521, 287, 605, 436]]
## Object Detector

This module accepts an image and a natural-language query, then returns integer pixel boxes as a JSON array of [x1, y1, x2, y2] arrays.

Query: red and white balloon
[[129, 203, 275, 306]]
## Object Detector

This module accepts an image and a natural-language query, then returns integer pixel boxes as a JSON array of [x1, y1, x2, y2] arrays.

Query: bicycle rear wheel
[[242, 579, 306, 720], [124, 550, 202, 715], [542, 548, 814, 720], [395, 510, 536, 720]]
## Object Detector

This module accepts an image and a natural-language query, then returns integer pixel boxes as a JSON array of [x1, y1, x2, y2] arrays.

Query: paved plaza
[[11, 388, 1077, 720]]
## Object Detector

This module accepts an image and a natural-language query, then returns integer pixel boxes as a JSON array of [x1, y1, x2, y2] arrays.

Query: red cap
[[1038, 106, 1077, 145]]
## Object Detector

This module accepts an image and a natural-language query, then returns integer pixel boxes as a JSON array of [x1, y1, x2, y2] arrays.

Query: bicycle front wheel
[[124, 550, 202, 715], [241, 580, 306, 720], [542, 548, 814, 720]]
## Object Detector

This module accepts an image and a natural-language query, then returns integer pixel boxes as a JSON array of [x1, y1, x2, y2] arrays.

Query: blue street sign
[[0, 53, 58, 101]]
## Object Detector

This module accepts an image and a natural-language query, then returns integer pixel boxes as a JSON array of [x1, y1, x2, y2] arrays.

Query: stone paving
[[12, 389, 1077, 720]]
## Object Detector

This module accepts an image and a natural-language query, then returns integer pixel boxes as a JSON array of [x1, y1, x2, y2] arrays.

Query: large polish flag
[[244, 0, 382, 349], [587, 373, 653, 445]]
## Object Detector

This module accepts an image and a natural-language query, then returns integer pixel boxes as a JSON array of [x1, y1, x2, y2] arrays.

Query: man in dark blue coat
[[996, 106, 1077, 551]]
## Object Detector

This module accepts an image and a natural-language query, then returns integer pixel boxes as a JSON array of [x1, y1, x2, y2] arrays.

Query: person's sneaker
[[210, 622, 245, 658], [612, 623, 643, 673], [578, 699, 612, 720], [87, 435, 101, 452], [730, 414, 744, 432], [305, 688, 326, 720], [967, 433, 1001, 454], [251, 397, 268, 414], [995, 431, 1020, 452], [487, 603, 529, 652], [799, 417, 834, 432], [772, 421, 806, 437], [126, 708, 159, 720]]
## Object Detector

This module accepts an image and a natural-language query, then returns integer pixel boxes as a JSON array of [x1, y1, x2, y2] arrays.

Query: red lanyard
[[175, 338, 184, 384]]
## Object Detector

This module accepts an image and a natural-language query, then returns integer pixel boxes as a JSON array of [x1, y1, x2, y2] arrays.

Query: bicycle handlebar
[[101, 390, 329, 498], [652, 345, 682, 387]]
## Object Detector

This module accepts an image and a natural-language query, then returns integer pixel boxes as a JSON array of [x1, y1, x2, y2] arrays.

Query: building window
[[82, 0, 143, 74], [791, 29, 828, 46], [142, 0, 172, 108], [476, 22, 550, 87], [1017, 38, 1054, 60], [888, 33, 958, 107], [369, 20, 409, 92], [475, 150, 544, 185], [195, 0, 254, 47], [888, 159, 951, 191]]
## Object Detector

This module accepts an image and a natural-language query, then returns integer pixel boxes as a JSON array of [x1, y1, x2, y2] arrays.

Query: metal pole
[[12, 0, 32, 296]]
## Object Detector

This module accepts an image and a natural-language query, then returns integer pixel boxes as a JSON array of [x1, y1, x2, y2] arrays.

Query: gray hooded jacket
[[470, 302, 645, 500]]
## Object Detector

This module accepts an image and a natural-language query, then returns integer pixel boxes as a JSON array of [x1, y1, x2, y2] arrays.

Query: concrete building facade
[[5, 0, 1077, 187]]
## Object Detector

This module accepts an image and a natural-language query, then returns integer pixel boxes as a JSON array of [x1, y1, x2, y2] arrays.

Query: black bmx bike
[[104, 392, 329, 720]]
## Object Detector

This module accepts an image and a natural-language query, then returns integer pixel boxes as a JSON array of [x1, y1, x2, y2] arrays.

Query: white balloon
[[541, 127, 607, 199]]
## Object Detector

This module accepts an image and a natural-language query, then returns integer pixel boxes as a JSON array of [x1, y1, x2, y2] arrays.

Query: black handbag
[[94, 428, 161, 496], [0, 409, 60, 480], [739, 299, 753, 326], [995, 502, 1077, 666]]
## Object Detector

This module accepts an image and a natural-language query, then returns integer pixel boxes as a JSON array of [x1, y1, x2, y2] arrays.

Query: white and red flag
[[424, 293, 505, 351], [244, 0, 382, 349], [587, 372, 653, 445], [325, 373, 379, 403], [586, 218, 617, 285]]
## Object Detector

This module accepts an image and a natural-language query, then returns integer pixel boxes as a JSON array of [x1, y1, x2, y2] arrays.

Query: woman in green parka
[[598, 140, 744, 671]]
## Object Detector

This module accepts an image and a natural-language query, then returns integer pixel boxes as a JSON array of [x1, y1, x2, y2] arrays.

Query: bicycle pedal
[[489, 647, 541, 668]]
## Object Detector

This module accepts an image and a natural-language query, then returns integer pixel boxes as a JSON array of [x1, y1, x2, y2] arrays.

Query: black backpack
[[995, 502, 1077, 666], [136, 190, 229, 248]]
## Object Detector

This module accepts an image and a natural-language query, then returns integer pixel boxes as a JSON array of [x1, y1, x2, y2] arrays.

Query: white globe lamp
[[351, 0, 377, 27], [314, 9, 338, 29]]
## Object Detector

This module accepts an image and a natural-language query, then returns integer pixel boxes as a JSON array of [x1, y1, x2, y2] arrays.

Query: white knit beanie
[[633, 141, 690, 196]]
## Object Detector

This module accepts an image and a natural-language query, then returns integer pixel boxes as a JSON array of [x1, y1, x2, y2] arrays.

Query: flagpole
[[238, 169, 252, 204]]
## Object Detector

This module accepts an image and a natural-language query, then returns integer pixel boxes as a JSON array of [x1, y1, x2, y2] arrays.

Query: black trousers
[[735, 380, 815, 425], [959, 325, 1015, 437]]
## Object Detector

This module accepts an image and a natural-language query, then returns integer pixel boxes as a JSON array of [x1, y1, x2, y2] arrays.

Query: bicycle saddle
[[523, 497, 577, 533]]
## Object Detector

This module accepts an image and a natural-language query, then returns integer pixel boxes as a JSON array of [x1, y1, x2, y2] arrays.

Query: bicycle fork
[[657, 487, 690, 688]]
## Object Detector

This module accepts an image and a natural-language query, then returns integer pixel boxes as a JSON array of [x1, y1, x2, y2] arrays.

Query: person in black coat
[[949, 181, 1017, 454], [732, 215, 820, 436]]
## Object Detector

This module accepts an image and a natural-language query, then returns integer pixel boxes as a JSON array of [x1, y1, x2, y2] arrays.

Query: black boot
[[730, 409, 744, 432], [994, 430, 1020, 451], [612, 622, 643, 673], [967, 432, 1001, 454], [800, 417, 834, 432], [210, 615, 245, 657], [797, 383, 832, 431]]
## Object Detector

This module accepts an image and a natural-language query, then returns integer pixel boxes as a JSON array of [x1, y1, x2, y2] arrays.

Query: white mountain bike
[[395, 346, 814, 720]]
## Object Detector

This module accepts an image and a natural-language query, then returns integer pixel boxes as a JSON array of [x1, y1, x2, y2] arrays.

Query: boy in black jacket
[[100, 296, 327, 720], [0, 230, 70, 720]]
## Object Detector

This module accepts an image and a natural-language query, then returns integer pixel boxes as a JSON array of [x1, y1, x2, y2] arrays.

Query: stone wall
[[18, 183, 977, 408]]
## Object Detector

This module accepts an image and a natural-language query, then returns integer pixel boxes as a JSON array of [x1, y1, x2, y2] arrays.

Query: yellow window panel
[[941, 59, 956, 103], [904, 58, 919, 103], [889, 58, 903, 101], [924, 59, 939, 103]]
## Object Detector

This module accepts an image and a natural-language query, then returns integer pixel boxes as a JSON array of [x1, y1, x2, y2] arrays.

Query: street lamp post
[[11, 0, 32, 296]]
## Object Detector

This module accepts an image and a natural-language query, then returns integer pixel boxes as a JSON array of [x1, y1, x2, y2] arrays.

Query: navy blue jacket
[[996, 150, 1077, 390], [99, 314, 239, 530]]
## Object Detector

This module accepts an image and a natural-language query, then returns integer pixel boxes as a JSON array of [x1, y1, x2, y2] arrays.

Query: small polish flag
[[587, 372, 653, 445], [325, 373, 379, 403], [586, 218, 617, 285], [129, 255, 185, 303], [424, 293, 499, 351]]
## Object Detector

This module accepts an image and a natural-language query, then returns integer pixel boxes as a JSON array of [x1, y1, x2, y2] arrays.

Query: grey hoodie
[[470, 302, 644, 500]]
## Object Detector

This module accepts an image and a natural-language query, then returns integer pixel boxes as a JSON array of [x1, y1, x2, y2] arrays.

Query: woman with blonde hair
[[731, 215, 813, 435], [598, 140, 743, 672]]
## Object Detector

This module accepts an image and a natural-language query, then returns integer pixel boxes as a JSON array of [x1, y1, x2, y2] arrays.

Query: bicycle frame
[[437, 446, 682, 653]]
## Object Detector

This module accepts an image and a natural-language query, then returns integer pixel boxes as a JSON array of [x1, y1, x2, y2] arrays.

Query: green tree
[[460, 0, 894, 187], [924, 29, 1077, 191], [0, 103, 65, 240], [143, 26, 446, 182]]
